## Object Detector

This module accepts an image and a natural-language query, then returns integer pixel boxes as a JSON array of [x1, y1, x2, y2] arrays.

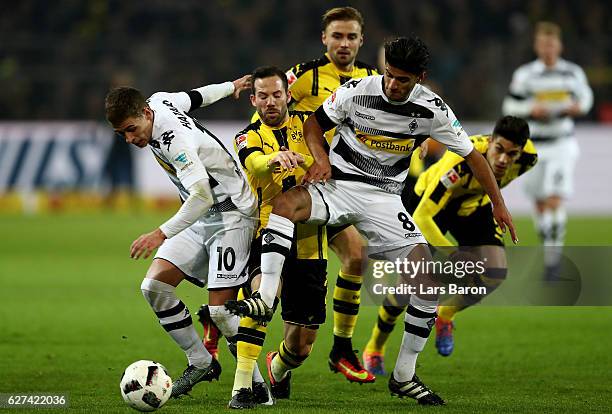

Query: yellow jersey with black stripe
[[234, 111, 327, 260], [286, 53, 377, 112], [412, 135, 538, 246], [286, 54, 425, 177]]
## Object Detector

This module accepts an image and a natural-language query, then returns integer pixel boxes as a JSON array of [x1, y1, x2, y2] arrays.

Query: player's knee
[[271, 193, 297, 219], [331, 232, 366, 275], [208, 305, 237, 338], [340, 247, 366, 275], [140, 278, 176, 307], [480, 267, 508, 291]]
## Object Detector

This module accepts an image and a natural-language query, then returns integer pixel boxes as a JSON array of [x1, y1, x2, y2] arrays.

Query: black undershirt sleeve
[[186, 90, 203, 112], [314, 105, 338, 132]]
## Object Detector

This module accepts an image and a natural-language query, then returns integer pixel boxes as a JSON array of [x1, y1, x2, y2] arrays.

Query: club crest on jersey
[[440, 168, 460, 188], [235, 134, 248, 150], [290, 129, 303, 143], [286, 70, 298, 86], [174, 152, 194, 171], [263, 232, 275, 244], [409, 119, 418, 133]]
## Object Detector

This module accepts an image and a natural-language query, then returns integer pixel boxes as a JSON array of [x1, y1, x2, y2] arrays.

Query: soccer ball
[[120, 360, 172, 412]]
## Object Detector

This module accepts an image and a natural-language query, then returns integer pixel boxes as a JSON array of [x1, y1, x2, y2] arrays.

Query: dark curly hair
[[384, 36, 430, 75], [493, 116, 530, 147]]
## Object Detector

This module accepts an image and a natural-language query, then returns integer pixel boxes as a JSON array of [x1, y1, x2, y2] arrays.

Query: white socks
[[393, 295, 438, 382], [259, 213, 294, 308], [141, 278, 212, 368]]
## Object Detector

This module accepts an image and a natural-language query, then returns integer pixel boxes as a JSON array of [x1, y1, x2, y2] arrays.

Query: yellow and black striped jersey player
[[284, 6, 380, 384], [240, 6, 381, 384], [363, 116, 537, 375], [225, 66, 333, 408]]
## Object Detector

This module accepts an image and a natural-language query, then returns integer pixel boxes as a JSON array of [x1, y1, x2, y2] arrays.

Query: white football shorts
[[305, 179, 427, 256], [523, 137, 579, 199], [155, 210, 256, 289]]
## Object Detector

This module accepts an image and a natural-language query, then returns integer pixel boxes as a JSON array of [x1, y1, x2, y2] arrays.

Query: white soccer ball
[[120, 360, 172, 412]]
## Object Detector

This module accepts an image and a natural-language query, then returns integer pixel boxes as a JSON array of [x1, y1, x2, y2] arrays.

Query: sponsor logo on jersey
[[534, 90, 571, 102], [217, 273, 239, 279], [355, 132, 415, 154], [355, 110, 376, 121], [286, 70, 298, 86], [440, 168, 460, 188], [404, 232, 422, 238], [343, 79, 362, 89], [235, 134, 248, 150], [174, 152, 194, 171], [427, 97, 449, 117]]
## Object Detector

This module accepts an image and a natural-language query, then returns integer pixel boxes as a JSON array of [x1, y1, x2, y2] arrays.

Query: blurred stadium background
[[1, 1, 611, 412], [1, 0, 611, 214]]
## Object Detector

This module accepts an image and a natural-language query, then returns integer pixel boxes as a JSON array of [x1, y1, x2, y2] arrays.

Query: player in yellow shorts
[[363, 116, 537, 373]]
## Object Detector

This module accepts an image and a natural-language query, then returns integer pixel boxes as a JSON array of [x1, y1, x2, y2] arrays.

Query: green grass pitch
[[1, 212, 611, 413]]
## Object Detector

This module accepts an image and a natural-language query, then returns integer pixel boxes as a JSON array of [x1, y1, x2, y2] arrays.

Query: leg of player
[[535, 196, 565, 281], [389, 244, 445, 406], [139, 259, 220, 398], [328, 226, 375, 383], [267, 324, 316, 400], [228, 274, 279, 409], [197, 304, 221, 361], [363, 296, 406, 375], [226, 187, 312, 320], [208, 287, 270, 399], [436, 246, 508, 356]]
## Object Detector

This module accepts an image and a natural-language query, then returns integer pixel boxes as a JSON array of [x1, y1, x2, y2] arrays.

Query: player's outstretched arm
[[129, 178, 214, 259], [464, 149, 518, 244], [185, 74, 251, 111], [302, 114, 331, 183]]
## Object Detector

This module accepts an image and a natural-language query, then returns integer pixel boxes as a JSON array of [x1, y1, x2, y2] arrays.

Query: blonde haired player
[[503, 22, 592, 280]]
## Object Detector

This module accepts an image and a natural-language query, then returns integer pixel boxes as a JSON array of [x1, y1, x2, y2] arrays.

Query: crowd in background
[[2, 0, 610, 121]]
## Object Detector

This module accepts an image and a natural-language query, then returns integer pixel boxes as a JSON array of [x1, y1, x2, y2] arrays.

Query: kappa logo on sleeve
[[161, 130, 175, 151], [235, 134, 248, 151], [174, 152, 194, 171], [440, 168, 460, 188], [286, 70, 298, 86]]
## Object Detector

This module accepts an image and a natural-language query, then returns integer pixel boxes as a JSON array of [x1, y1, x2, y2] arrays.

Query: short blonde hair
[[321, 7, 364, 31], [535, 21, 561, 38]]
